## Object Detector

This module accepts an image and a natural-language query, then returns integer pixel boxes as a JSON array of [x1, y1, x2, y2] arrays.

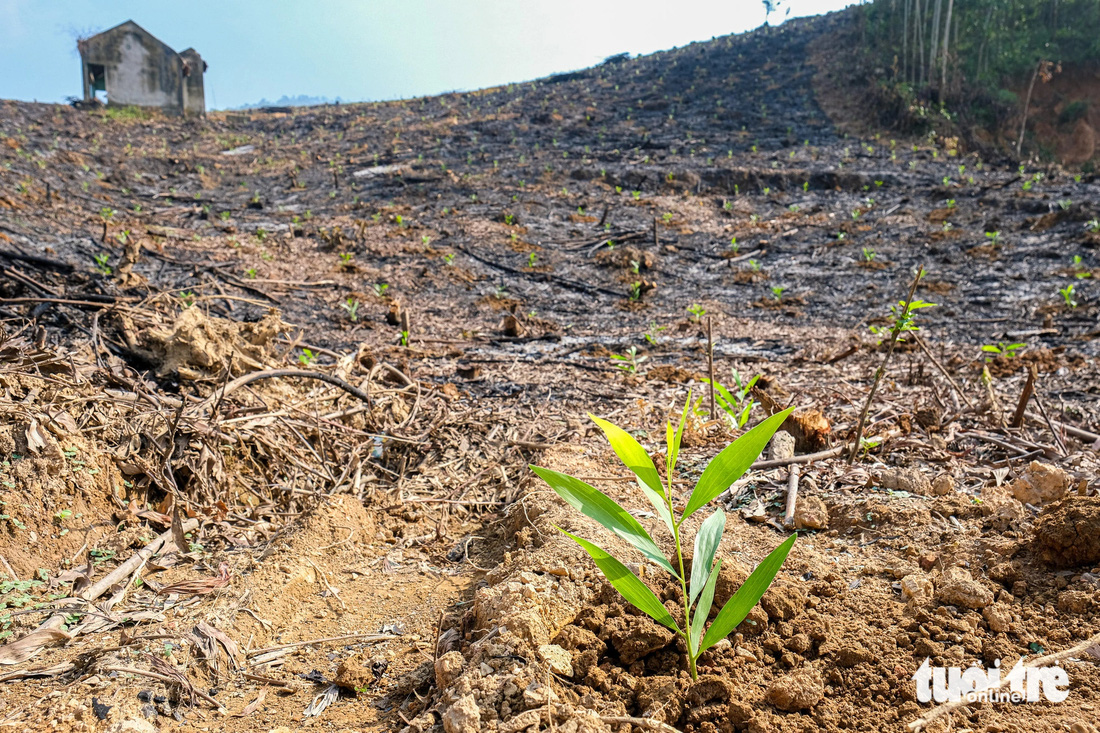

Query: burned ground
[[1, 10, 1099, 733]]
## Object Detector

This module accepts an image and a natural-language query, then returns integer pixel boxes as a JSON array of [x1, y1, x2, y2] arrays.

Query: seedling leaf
[[689, 509, 725, 606], [690, 558, 721, 652], [589, 415, 673, 532], [558, 528, 680, 632], [531, 466, 676, 576], [682, 407, 794, 521], [699, 533, 796, 653]]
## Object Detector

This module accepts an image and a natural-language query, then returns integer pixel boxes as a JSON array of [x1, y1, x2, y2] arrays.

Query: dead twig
[[783, 464, 799, 528], [1010, 365, 1037, 428], [246, 632, 399, 658]]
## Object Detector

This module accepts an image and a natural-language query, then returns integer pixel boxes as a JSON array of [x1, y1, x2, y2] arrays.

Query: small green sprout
[[399, 330, 410, 347], [770, 286, 786, 301], [701, 370, 760, 429], [610, 346, 647, 374], [862, 247, 876, 262], [298, 349, 317, 366], [373, 283, 389, 297], [443, 253, 456, 266], [529, 397, 796, 681], [687, 303, 706, 321], [341, 298, 361, 322], [644, 321, 666, 346], [982, 342, 1025, 360], [1059, 284, 1078, 308], [179, 290, 195, 307], [93, 253, 112, 275], [527, 252, 538, 268]]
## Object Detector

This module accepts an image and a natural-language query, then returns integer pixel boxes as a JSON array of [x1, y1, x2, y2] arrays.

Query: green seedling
[[1072, 255, 1091, 279], [702, 370, 759, 428], [611, 346, 647, 374], [770, 286, 786, 301], [529, 398, 796, 680], [245, 268, 257, 279], [644, 322, 666, 346], [93, 253, 112, 275], [1059, 284, 1077, 308], [748, 259, 762, 272], [443, 253, 456, 266], [178, 290, 195, 308], [982, 342, 1025, 360], [219, 211, 231, 221], [862, 247, 876, 262], [341, 298, 361, 322], [1086, 219, 1100, 234], [373, 283, 389, 297], [399, 330, 410, 347], [687, 303, 706, 321], [298, 349, 317, 366], [527, 252, 538, 268], [986, 231, 1001, 246]]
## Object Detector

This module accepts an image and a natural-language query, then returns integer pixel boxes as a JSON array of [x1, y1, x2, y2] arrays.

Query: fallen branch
[[246, 632, 399, 658], [199, 368, 373, 413], [783, 464, 800, 528]]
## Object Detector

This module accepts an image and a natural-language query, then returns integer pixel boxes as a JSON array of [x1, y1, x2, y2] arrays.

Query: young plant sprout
[[687, 303, 706, 321], [1073, 255, 1091, 279], [528, 252, 538, 268], [298, 348, 317, 366], [1059, 284, 1078, 308], [443, 253, 456, 266], [93, 253, 112, 275], [644, 321, 666, 346], [981, 340, 1024, 361], [770, 285, 786, 301], [373, 283, 389, 297], [701, 370, 759, 428], [530, 399, 796, 681], [341, 298, 361, 322], [862, 247, 876, 262], [610, 346, 646, 374]]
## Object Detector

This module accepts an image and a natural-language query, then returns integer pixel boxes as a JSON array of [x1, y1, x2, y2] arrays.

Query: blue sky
[[1, 0, 855, 109]]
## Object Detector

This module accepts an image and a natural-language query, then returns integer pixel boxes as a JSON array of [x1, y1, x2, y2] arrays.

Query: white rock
[[537, 644, 574, 677], [442, 695, 481, 733]]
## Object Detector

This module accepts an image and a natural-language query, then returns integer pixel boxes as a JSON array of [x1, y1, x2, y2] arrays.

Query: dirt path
[[1, 9, 1099, 733]]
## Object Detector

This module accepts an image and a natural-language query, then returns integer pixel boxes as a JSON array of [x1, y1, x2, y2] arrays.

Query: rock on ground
[[1033, 496, 1100, 568], [766, 668, 824, 711], [1010, 461, 1068, 505], [442, 694, 481, 733]]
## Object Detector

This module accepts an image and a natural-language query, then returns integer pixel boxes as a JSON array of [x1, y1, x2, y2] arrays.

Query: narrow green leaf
[[558, 527, 680, 633], [698, 533, 796, 653], [589, 415, 673, 533], [682, 407, 795, 521], [690, 557, 721, 654], [667, 392, 691, 479], [689, 509, 725, 606], [531, 466, 677, 576]]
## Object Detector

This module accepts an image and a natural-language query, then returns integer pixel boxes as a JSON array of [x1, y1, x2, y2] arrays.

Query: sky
[[0, 0, 856, 110]]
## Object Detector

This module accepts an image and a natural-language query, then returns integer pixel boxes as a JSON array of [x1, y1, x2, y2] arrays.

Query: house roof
[[79, 20, 180, 58]]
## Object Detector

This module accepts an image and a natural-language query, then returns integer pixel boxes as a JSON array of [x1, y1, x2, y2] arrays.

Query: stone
[[761, 583, 806, 621], [769, 430, 796, 461], [982, 603, 1014, 633], [537, 644, 574, 677], [434, 651, 465, 689], [106, 721, 156, 733], [793, 496, 829, 530], [937, 576, 994, 610], [765, 668, 823, 711], [900, 574, 934, 603], [1033, 497, 1100, 568], [1009, 461, 1068, 506], [442, 695, 480, 733], [931, 474, 954, 496]]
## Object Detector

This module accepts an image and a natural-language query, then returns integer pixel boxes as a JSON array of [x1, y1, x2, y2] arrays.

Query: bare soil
[[1, 9, 1099, 733]]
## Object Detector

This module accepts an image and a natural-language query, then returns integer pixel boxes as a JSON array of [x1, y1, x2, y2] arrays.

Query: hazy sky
[[1, 0, 855, 109]]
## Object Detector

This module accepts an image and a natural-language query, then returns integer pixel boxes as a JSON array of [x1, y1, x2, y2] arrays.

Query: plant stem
[[847, 267, 924, 463], [665, 469, 696, 680]]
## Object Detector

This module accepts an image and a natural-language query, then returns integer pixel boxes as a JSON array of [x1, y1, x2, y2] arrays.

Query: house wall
[[80, 24, 185, 113], [179, 49, 206, 116]]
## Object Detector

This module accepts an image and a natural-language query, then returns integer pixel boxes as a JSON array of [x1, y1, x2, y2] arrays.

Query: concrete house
[[78, 21, 206, 116]]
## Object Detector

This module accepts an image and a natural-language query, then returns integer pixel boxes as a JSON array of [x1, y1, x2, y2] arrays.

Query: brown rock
[[442, 695, 480, 733], [900, 574, 934, 603], [607, 615, 675, 664], [834, 645, 873, 668], [335, 653, 382, 692], [1034, 497, 1100, 568], [1057, 590, 1094, 615], [982, 603, 1015, 633], [794, 496, 829, 530], [931, 474, 955, 496], [937, 576, 994, 610], [1010, 461, 1068, 506], [765, 668, 823, 711], [761, 583, 806, 621]]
